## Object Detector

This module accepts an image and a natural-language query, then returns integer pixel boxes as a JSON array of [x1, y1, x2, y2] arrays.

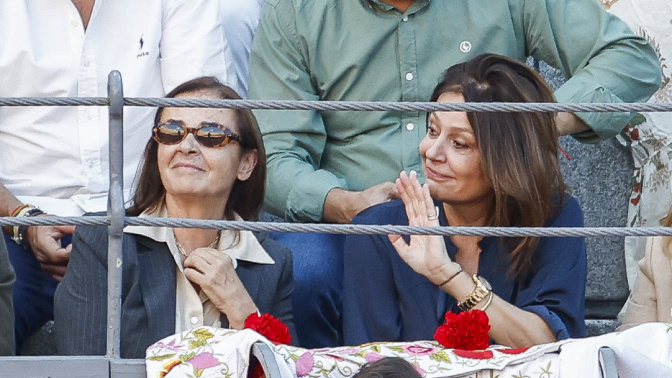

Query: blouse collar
[[124, 203, 275, 268]]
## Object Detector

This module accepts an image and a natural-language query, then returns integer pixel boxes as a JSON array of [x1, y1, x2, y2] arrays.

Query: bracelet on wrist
[[437, 264, 463, 287], [11, 204, 30, 217], [4, 205, 45, 248], [478, 291, 494, 312], [2, 204, 28, 236]]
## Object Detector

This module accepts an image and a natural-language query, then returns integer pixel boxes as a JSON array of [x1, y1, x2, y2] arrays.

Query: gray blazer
[[0, 236, 15, 356], [54, 224, 295, 358]]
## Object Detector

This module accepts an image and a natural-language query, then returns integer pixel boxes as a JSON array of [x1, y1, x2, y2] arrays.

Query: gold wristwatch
[[457, 275, 492, 311]]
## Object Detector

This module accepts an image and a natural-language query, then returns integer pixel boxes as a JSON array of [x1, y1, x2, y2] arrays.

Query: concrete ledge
[[586, 319, 620, 337], [0, 355, 110, 378], [109, 359, 146, 378]]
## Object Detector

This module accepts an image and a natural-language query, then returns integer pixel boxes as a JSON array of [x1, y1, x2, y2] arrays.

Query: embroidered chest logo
[[137, 34, 149, 58]]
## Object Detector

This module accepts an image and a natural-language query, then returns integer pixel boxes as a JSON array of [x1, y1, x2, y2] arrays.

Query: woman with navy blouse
[[343, 54, 586, 348]]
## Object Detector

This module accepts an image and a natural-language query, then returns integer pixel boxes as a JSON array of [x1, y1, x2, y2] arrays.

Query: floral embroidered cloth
[[274, 340, 563, 378], [145, 327, 293, 378], [599, 0, 672, 291], [146, 323, 672, 378]]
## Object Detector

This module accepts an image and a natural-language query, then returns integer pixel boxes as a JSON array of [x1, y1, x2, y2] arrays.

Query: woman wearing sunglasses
[[55, 77, 295, 357], [343, 54, 587, 348]]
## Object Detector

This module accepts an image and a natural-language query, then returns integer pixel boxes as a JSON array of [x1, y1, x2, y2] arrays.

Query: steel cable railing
[[3, 215, 672, 238], [3, 96, 672, 112]]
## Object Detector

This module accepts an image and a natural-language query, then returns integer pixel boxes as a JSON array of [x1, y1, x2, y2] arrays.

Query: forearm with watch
[[3, 205, 45, 247], [436, 263, 493, 312], [0, 182, 44, 247], [437, 263, 556, 347]]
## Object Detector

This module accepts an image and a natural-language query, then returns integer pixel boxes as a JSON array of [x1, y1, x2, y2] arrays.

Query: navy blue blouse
[[343, 196, 587, 345]]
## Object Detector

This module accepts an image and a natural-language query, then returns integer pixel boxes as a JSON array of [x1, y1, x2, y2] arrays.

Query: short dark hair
[[128, 77, 266, 220], [430, 53, 566, 279], [353, 358, 421, 378]]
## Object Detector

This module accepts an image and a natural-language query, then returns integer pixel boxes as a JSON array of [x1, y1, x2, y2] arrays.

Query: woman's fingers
[[183, 266, 204, 282], [388, 234, 413, 261], [423, 184, 439, 225], [388, 234, 405, 248], [184, 252, 207, 272], [396, 177, 410, 205], [397, 172, 416, 220], [400, 171, 420, 220], [184, 249, 234, 279], [397, 176, 417, 221], [398, 170, 435, 226], [409, 171, 427, 221]]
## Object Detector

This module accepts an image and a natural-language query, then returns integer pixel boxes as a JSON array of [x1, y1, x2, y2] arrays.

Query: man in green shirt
[[249, 0, 660, 347]]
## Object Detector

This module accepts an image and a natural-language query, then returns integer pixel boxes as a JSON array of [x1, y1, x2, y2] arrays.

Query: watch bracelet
[[457, 274, 491, 311]]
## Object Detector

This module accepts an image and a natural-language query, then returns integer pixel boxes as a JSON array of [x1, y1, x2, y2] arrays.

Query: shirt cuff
[[555, 78, 633, 143], [285, 169, 347, 222], [523, 305, 570, 341]]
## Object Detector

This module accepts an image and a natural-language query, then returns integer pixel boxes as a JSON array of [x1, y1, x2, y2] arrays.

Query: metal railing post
[[106, 71, 125, 359]]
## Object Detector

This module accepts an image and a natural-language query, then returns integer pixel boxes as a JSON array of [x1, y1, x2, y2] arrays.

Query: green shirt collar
[[363, 0, 430, 15]]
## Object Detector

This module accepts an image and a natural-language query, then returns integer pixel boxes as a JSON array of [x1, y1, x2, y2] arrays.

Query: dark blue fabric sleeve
[[343, 202, 406, 345], [514, 196, 587, 339]]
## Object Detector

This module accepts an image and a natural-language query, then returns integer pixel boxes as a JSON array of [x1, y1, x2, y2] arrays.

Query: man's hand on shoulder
[[26, 221, 76, 281], [323, 182, 399, 224]]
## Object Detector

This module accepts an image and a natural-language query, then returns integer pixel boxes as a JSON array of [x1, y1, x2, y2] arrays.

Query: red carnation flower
[[434, 310, 490, 350], [244, 313, 292, 345]]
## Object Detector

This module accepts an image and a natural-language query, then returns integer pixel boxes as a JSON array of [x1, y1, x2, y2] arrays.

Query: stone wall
[[538, 60, 631, 318]]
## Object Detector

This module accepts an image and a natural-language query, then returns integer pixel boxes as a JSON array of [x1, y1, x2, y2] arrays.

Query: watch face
[[478, 276, 492, 290]]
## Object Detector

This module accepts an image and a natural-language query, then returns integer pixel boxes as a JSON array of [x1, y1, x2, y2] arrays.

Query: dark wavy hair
[[353, 357, 421, 378], [127, 77, 266, 221], [430, 53, 566, 280]]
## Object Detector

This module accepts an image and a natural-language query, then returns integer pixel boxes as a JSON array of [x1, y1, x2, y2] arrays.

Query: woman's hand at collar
[[183, 247, 258, 329]]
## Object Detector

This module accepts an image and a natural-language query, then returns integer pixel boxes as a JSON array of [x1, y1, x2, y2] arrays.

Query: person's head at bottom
[[353, 357, 422, 378]]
